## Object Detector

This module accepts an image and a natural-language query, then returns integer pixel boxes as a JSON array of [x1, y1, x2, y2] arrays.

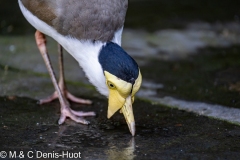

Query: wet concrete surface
[[1, 95, 240, 159], [1, 0, 240, 159]]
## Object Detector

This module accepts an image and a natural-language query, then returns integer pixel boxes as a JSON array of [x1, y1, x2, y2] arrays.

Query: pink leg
[[39, 44, 92, 105], [35, 31, 95, 125]]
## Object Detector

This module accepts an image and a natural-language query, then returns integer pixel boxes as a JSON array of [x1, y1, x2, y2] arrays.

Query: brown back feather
[[21, 0, 128, 42]]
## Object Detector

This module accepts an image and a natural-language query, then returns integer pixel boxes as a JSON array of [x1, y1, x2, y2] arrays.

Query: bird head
[[98, 42, 142, 136]]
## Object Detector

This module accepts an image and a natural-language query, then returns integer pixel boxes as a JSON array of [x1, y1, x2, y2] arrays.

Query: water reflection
[[106, 138, 136, 160], [49, 125, 69, 149]]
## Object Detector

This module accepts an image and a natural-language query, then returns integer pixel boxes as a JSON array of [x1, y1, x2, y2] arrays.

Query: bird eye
[[108, 82, 115, 88]]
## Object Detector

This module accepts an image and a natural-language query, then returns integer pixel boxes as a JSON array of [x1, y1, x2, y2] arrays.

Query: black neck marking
[[99, 42, 139, 84]]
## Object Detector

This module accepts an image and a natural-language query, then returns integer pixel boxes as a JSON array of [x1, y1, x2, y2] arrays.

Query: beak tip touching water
[[129, 122, 135, 136]]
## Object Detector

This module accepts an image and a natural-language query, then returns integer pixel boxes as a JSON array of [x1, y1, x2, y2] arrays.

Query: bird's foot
[[39, 90, 92, 105], [58, 106, 96, 125]]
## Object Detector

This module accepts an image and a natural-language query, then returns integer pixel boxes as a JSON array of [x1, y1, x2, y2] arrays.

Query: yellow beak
[[105, 70, 142, 136], [120, 96, 135, 136], [107, 89, 135, 136]]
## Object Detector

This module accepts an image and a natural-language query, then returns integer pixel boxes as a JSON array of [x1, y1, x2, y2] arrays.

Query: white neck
[[59, 39, 109, 96]]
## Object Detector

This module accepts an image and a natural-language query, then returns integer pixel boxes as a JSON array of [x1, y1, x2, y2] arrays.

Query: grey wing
[[21, 0, 128, 42]]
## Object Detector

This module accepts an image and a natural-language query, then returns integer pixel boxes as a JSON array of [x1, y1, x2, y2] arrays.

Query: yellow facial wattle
[[104, 70, 142, 136]]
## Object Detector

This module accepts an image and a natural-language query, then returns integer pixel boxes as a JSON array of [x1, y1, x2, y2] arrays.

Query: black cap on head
[[99, 42, 139, 84]]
